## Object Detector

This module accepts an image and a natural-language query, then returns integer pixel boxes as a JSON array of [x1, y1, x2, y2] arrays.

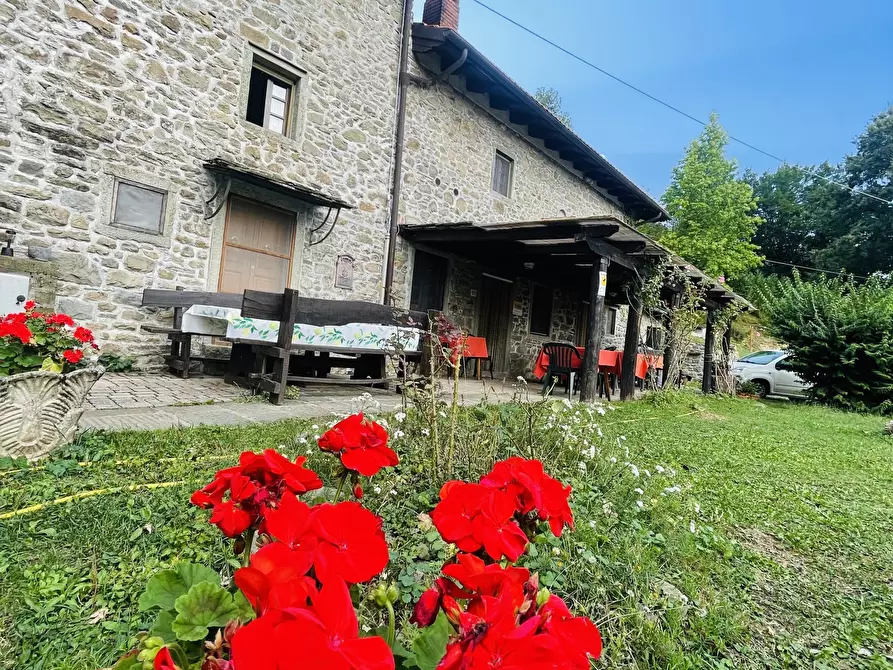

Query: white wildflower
[[395, 411, 406, 423], [374, 486, 382, 494], [596, 407, 606, 416], [634, 487, 644, 495], [636, 500, 644, 509], [421, 428, 430, 437], [643, 469, 651, 478], [552, 547, 561, 556], [311, 425, 319, 431], [578, 462, 587, 474], [516, 376, 526, 383], [626, 463, 640, 478], [689, 520, 696, 533], [588, 520, 597, 529], [610, 457, 617, 463], [655, 465, 665, 473], [298, 436, 307, 444], [393, 429, 405, 439], [390, 489, 397, 496], [663, 485, 681, 494], [596, 426, 604, 437], [695, 503, 701, 514]]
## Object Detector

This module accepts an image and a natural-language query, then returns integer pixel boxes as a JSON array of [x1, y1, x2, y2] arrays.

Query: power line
[[470, 0, 893, 207], [763, 258, 870, 280]]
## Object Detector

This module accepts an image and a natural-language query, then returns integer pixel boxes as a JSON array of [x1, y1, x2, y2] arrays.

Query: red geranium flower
[[311, 501, 389, 584], [230, 578, 394, 670], [235, 541, 317, 614], [47, 313, 75, 327], [537, 595, 603, 668], [470, 491, 529, 563], [24, 300, 35, 311], [0, 320, 32, 344], [190, 451, 322, 539], [154, 647, 178, 670], [481, 457, 574, 537], [441, 553, 529, 601], [73, 326, 94, 343], [318, 414, 398, 477], [62, 349, 84, 364]]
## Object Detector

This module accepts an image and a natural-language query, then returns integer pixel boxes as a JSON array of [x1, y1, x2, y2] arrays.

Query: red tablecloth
[[440, 335, 489, 363], [533, 348, 663, 380]]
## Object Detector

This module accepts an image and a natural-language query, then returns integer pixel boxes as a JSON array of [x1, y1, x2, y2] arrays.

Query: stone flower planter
[[0, 366, 103, 461]]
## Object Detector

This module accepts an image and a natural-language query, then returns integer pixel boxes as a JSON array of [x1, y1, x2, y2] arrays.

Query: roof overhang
[[411, 24, 669, 223], [401, 216, 750, 309], [204, 158, 354, 210]]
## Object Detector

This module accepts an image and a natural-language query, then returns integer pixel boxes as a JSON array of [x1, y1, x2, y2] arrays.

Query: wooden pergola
[[400, 216, 749, 401]]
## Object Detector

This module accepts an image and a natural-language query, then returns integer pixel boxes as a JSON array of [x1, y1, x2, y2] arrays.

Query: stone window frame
[[96, 167, 177, 247], [491, 149, 515, 199], [239, 44, 309, 144]]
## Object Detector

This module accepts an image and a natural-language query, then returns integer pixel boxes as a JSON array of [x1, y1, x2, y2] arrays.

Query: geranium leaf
[[171, 582, 239, 642], [138, 570, 186, 612], [149, 610, 176, 644], [176, 563, 220, 590], [111, 650, 141, 669], [412, 611, 452, 670], [40, 357, 63, 373]]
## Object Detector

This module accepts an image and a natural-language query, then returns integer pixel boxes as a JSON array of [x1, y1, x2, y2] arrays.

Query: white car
[[731, 350, 809, 398]]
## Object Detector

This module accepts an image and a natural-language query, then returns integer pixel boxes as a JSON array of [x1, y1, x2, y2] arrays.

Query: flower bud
[[536, 587, 551, 608], [233, 536, 246, 556], [386, 584, 399, 604], [353, 484, 363, 499], [371, 584, 389, 607]]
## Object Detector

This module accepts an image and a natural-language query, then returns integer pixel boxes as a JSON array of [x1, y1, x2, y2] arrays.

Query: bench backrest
[[142, 288, 243, 329], [241, 290, 429, 328]]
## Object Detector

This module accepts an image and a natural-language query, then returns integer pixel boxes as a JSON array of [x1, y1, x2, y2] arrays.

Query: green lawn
[[0, 393, 891, 669]]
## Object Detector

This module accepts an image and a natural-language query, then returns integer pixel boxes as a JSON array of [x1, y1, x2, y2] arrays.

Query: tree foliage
[[755, 271, 893, 414], [660, 113, 762, 279], [744, 105, 893, 278], [533, 86, 572, 128]]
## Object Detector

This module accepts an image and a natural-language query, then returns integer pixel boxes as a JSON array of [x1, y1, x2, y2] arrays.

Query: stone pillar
[[620, 275, 644, 401], [662, 291, 680, 389], [580, 256, 609, 402], [701, 308, 716, 394]]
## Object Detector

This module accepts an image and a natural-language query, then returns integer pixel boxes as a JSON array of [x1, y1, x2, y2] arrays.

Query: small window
[[491, 151, 514, 197], [529, 284, 553, 336], [645, 326, 664, 350], [246, 59, 294, 135], [603, 307, 617, 336], [111, 179, 167, 234]]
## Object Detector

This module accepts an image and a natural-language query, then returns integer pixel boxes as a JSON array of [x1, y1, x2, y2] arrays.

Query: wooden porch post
[[662, 291, 680, 389], [620, 274, 645, 401], [580, 256, 609, 402], [701, 307, 716, 394], [721, 318, 734, 393]]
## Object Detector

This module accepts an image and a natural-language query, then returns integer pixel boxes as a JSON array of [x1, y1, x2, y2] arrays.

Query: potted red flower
[[0, 301, 102, 460]]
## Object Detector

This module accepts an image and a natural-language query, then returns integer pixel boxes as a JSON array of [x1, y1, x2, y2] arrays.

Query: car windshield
[[737, 351, 783, 365]]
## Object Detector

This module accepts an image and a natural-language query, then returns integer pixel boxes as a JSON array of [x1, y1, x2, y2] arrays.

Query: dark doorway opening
[[410, 250, 448, 312], [478, 275, 513, 375]]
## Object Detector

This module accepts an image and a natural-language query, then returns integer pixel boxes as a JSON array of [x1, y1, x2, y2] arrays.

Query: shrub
[[756, 272, 893, 413], [0, 301, 98, 376]]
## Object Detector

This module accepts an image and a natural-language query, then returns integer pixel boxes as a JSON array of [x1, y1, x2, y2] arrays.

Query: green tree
[[743, 162, 842, 274], [814, 105, 893, 276], [660, 113, 762, 279], [533, 87, 572, 128]]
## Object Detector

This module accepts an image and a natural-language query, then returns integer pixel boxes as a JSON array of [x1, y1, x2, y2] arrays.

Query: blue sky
[[416, 0, 893, 200]]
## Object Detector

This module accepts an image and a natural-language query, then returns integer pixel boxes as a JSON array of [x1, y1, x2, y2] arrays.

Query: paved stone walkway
[[81, 373, 537, 432]]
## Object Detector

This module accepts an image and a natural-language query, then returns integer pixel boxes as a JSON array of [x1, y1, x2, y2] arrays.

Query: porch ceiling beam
[[401, 222, 619, 243], [576, 232, 645, 271]]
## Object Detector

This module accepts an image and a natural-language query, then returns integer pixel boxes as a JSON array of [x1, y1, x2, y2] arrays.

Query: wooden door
[[409, 250, 448, 312], [478, 275, 513, 374], [219, 197, 295, 294]]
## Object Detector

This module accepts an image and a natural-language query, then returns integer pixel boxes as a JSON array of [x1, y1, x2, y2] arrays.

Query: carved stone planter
[[0, 366, 103, 461]]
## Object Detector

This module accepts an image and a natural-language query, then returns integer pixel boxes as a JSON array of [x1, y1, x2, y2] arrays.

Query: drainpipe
[[383, 0, 414, 306]]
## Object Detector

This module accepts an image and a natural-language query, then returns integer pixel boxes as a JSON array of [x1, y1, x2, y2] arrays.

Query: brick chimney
[[423, 0, 460, 31]]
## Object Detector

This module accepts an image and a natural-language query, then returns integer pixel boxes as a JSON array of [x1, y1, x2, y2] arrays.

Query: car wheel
[[753, 379, 770, 398]]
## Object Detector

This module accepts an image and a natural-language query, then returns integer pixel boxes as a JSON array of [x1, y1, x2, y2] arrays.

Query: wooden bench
[[233, 289, 430, 404], [141, 287, 242, 378]]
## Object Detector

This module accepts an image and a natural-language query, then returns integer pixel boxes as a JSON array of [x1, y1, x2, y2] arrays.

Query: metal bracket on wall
[[307, 206, 341, 247], [204, 177, 232, 220]]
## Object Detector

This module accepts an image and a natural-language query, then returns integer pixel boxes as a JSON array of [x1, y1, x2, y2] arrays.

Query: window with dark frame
[[246, 59, 293, 135], [110, 178, 167, 234], [603, 307, 617, 335], [529, 284, 553, 336], [645, 326, 664, 350], [491, 151, 514, 197]]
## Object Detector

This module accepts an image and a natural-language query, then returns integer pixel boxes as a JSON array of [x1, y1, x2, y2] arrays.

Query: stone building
[[0, 0, 680, 377]]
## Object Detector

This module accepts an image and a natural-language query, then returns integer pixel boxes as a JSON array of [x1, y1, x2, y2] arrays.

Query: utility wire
[[763, 258, 870, 280], [470, 0, 893, 207]]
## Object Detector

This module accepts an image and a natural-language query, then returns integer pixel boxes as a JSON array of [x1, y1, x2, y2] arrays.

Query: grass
[[0, 393, 891, 669]]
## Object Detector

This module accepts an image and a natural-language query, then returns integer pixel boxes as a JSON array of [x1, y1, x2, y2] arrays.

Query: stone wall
[[0, 0, 402, 361]]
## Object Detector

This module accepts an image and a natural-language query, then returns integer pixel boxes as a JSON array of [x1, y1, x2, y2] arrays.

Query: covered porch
[[401, 215, 747, 401]]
